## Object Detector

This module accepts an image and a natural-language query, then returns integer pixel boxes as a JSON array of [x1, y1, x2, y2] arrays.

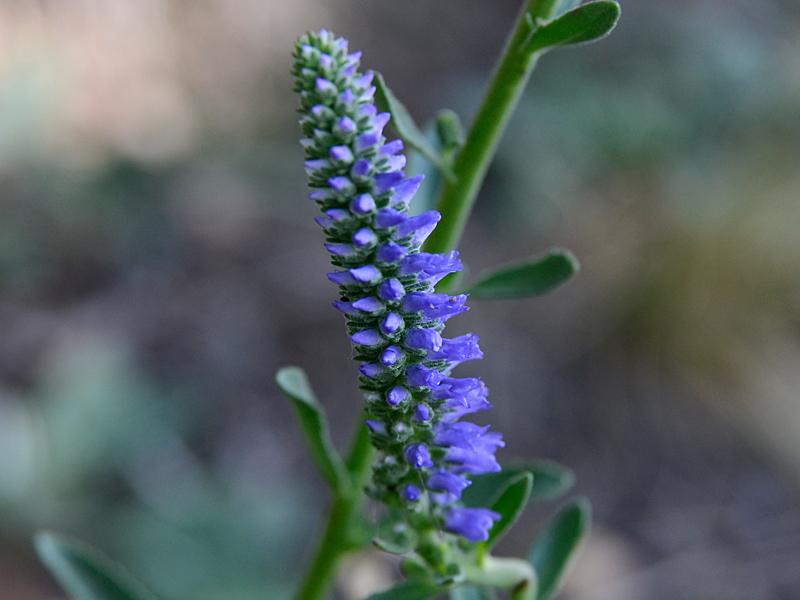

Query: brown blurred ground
[[1, 1, 799, 599]]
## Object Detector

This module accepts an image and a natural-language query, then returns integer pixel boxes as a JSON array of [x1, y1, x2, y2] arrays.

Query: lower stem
[[293, 423, 374, 600]]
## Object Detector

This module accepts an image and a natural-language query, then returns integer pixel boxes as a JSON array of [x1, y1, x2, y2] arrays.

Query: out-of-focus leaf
[[366, 581, 444, 600], [468, 248, 579, 300], [464, 461, 574, 508], [484, 472, 533, 548], [375, 74, 454, 181], [527, 498, 591, 600], [527, 1, 621, 53], [407, 122, 444, 214], [276, 367, 348, 493], [34, 531, 156, 600], [450, 586, 492, 600]]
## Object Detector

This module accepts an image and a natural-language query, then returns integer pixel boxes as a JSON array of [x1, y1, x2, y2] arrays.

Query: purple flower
[[402, 293, 469, 321], [444, 507, 501, 542], [427, 469, 471, 497], [405, 443, 433, 468]]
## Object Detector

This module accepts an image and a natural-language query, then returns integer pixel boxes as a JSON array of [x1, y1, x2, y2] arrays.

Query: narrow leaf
[[34, 531, 155, 600], [276, 366, 348, 493], [375, 73, 454, 181], [527, 1, 621, 53], [468, 248, 579, 300], [464, 461, 574, 508], [484, 472, 533, 548], [528, 498, 591, 600], [367, 581, 444, 600]]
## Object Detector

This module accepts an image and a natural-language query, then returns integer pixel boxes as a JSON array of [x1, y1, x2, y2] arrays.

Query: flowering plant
[[33, 2, 619, 599]]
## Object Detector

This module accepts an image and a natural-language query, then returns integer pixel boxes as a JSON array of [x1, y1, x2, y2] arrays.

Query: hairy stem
[[425, 0, 557, 260], [293, 424, 373, 600]]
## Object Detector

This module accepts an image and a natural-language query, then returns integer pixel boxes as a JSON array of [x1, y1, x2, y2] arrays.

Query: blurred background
[[1, 1, 799, 598]]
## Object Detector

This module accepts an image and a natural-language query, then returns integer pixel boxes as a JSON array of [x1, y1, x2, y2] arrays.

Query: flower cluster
[[292, 30, 503, 547]]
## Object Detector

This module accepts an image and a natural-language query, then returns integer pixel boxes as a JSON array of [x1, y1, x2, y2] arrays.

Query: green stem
[[425, 0, 557, 258], [293, 424, 373, 600]]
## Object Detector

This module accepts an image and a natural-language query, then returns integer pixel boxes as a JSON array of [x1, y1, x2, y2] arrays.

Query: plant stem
[[293, 423, 373, 600], [425, 0, 557, 258]]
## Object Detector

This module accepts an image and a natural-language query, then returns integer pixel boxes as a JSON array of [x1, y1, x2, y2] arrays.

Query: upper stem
[[425, 0, 556, 258]]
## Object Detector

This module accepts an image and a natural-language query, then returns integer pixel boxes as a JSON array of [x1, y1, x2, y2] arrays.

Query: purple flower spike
[[295, 30, 505, 545]]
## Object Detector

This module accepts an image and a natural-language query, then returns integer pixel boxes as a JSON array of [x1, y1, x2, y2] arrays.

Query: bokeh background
[[1, 1, 799, 598]]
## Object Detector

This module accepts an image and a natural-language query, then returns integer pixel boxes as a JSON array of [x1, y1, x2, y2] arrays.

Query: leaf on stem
[[276, 366, 349, 494], [468, 248, 579, 300], [375, 73, 455, 181], [464, 461, 575, 508], [527, 1, 621, 53], [34, 531, 156, 600], [527, 498, 592, 600], [366, 581, 445, 600], [483, 472, 533, 549]]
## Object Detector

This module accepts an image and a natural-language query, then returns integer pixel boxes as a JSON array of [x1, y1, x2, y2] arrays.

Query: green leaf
[[468, 248, 579, 300], [528, 0, 582, 20], [450, 586, 492, 600], [464, 461, 574, 508], [527, 1, 621, 53], [34, 531, 156, 600], [276, 366, 348, 493], [484, 472, 533, 548], [528, 498, 591, 600], [375, 73, 454, 181], [367, 581, 444, 600]]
